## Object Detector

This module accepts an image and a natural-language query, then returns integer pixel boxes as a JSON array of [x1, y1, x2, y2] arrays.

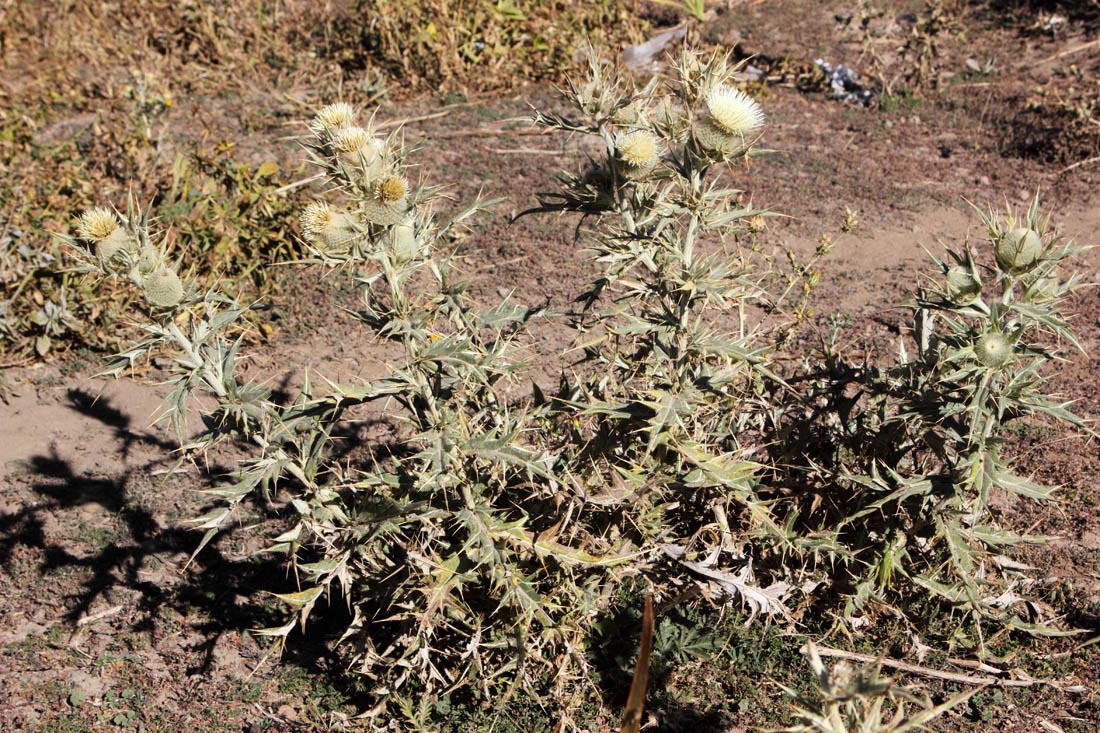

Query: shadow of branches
[[0, 387, 347, 678]]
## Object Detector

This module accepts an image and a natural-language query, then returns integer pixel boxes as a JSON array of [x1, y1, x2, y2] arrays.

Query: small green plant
[[652, 0, 709, 21], [160, 146, 306, 290], [357, 0, 646, 92]]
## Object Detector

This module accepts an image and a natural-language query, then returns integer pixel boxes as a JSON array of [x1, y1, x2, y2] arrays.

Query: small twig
[[378, 109, 451, 128], [76, 604, 124, 627], [429, 127, 551, 139], [1060, 156, 1100, 175], [947, 657, 1005, 675], [1031, 38, 1100, 68], [0, 356, 34, 369], [808, 645, 1085, 691], [272, 172, 325, 196], [149, 465, 194, 477], [489, 147, 564, 155], [620, 595, 654, 733]]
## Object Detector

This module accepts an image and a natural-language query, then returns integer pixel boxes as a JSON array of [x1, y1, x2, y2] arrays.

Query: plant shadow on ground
[[582, 597, 806, 733], [0, 387, 348, 677]]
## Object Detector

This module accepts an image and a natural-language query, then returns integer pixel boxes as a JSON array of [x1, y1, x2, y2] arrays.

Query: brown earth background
[[2, 1, 1100, 731]]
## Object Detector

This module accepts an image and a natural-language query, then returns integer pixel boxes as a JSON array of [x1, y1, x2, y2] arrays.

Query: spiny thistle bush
[[528, 51, 800, 617], [781, 197, 1094, 634], [68, 121, 594, 705], [64, 46, 1093, 723]]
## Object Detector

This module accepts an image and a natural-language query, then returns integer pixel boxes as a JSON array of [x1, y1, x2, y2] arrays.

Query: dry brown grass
[[0, 0, 658, 360]]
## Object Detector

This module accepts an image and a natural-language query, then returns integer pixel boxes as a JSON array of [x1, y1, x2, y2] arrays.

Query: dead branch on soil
[[807, 644, 1087, 692]]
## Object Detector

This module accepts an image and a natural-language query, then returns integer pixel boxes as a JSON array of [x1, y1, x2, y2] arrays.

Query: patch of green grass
[[272, 664, 361, 720], [879, 88, 923, 113], [32, 715, 93, 733]]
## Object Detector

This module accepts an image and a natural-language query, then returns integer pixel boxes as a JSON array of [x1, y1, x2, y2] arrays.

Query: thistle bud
[[389, 223, 420, 263], [611, 104, 640, 126], [134, 243, 162, 277], [1025, 275, 1057, 304], [994, 227, 1042, 274], [974, 331, 1012, 368], [695, 85, 765, 156], [95, 229, 136, 274], [944, 266, 981, 305], [363, 175, 409, 226], [142, 267, 184, 309]]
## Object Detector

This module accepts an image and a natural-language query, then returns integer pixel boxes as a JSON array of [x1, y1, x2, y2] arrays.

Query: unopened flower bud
[[95, 229, 135, 273], [944, 266, 981, 305], [134, 243, 162, 277], [612, 104, 640, 125], [1026, 275, 1057, 304], [995, 227, 1042, 274], [142, 267, 184, 309], [389, 223, 419, 263]]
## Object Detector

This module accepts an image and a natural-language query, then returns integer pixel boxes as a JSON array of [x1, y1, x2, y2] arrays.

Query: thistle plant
[[69, 103, 633, 713], [531, 50, 796, 618], [795, 196, 1094, 634], [64, 42, 1095, 726]]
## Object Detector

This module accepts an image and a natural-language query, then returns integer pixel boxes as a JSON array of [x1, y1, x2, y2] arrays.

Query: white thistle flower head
[[376, 175, 408, 205], [616, 130, 660, 171], [77, 207, 120, 241], [332, 126, 383, 166], [695, 85, 765, 156], [300, 201, 335, 236], [975, 331, 1012, 368], [363, 175, 409, 226], [705, 85, 766, 136], [311, 103, 357, 135], [300, 201, 356, 252]]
